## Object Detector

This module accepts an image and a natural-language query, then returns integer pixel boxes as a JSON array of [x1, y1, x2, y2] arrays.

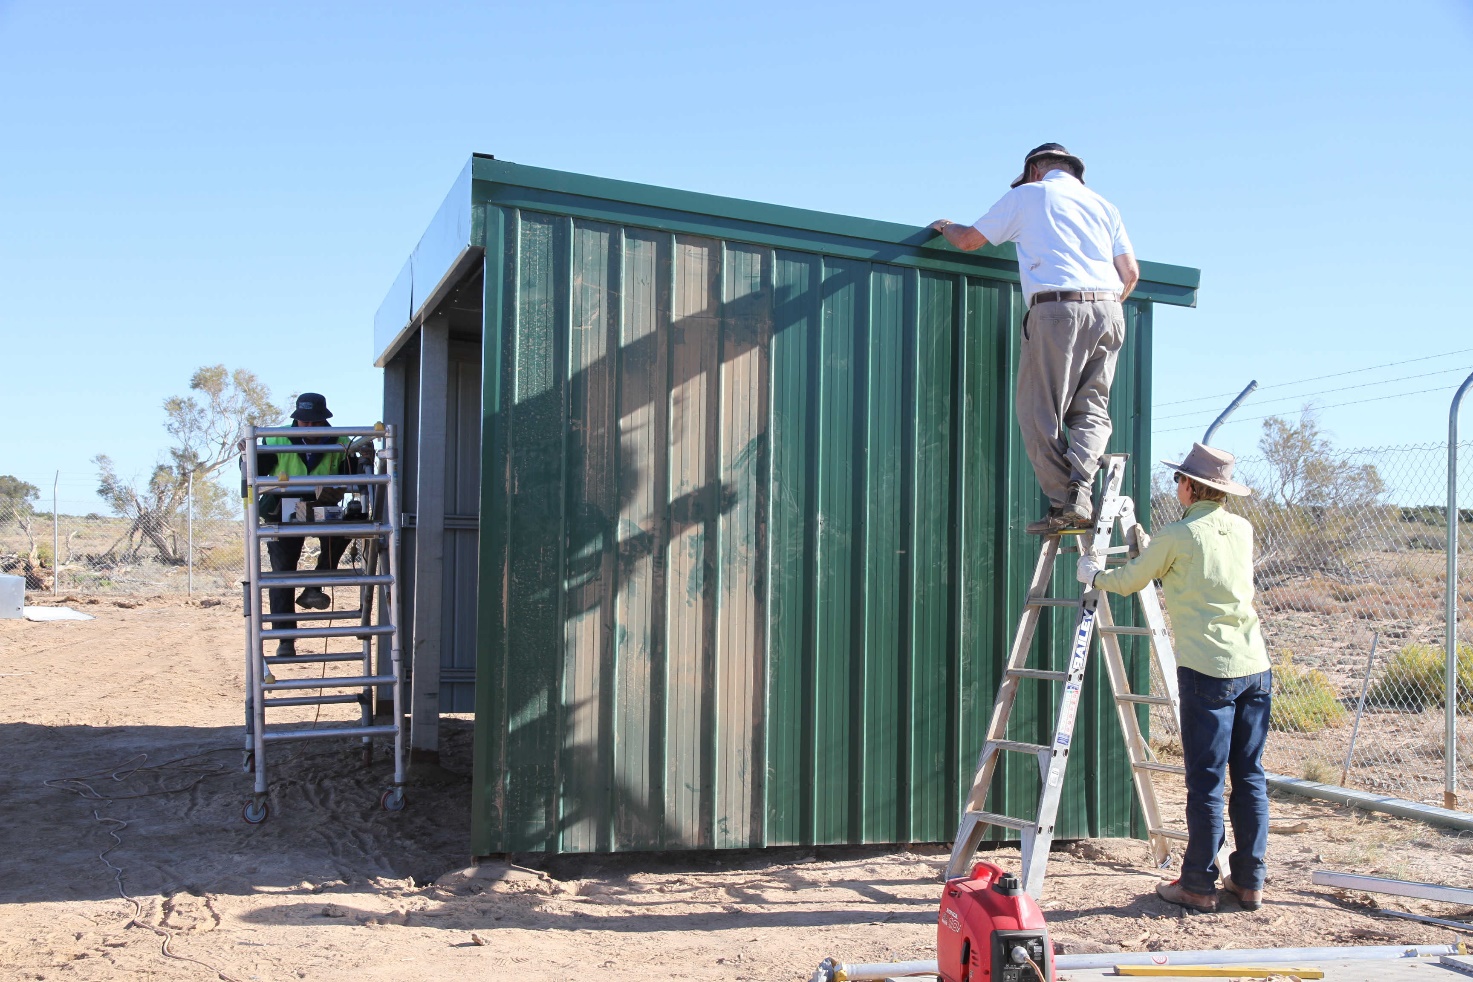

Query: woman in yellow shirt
[[1078, 443, 1271, 914]]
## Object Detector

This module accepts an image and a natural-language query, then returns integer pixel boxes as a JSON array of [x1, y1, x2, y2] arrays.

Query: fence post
[[1448, 369, 1473, 812], [1202, 380, 1258, 444], [187, 471, 194, 597], [52, 471, 58, 597]]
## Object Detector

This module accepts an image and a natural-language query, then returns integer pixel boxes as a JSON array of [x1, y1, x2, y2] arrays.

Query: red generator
[[937, 861, 1055, 982]]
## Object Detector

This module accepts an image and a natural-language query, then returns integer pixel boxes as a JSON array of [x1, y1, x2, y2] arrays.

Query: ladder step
[[262, 723, 398, 742], [961, 809, 1034, 833], [262, 651, 369, 666], [263, 674, 397, 691], [1007, 668, 1067, 682], [1025, 597, 1080, 608], [258, 609, 365, 623], [254, 474, 392, 487], [252, 425, 383, 439], [1100, 625, 1153, 636], [1133, 761, 1187, 776], [990, 739, 1050, 757], [1061, 544, 1132, 555], [1116, 692, 1173, 706], [263, 693, 365, 708], [258, 572, 394, 589], [261, 624, 395, 641], [1148, 826, 1191, 842], [257, 522, 393, 539]]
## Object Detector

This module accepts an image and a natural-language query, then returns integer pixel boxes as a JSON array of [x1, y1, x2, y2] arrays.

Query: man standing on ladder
[[930, 143, 1140, 534], [251, 392, 353, 657], [1077, 443, 1272, 913]]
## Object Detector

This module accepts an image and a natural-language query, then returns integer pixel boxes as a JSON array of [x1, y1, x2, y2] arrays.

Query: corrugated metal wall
[[471, 194, 1160, 855]]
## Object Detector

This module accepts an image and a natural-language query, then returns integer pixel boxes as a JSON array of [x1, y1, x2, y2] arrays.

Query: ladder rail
[[1017, 592, 1099, 896], [962, 536, 1062, 817], [381, 428, 407, 794], [1097, 599, 1175, 868], [1118, 497, 1183, 729], [243, 425, 270, 797]]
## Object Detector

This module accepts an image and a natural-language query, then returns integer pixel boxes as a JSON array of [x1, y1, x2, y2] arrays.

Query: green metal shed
[[372, 155, 1200, 856]]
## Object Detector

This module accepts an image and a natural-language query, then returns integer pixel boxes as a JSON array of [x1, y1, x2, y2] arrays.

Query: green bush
[[1271, 652, 1348, 733], [1368, 643, 1473, 713]]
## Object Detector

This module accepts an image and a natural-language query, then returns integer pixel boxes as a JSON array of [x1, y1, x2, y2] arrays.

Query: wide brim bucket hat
[[290, 392, 333, 423], [1161, 442, 1253, 496], [1011, 142, 1087, 189]]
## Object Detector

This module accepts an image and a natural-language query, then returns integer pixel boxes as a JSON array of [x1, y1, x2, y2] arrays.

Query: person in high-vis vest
[[255, 392, 353, 657]]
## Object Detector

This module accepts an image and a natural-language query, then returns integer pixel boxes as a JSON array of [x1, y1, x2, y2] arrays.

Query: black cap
[[290, 392, 333, 422], [1011, 143, 1087, 188], [994, 872, 1023, 896]]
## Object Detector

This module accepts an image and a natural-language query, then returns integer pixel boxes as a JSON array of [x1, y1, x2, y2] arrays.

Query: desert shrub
[[1148, 735, 1182, 760], [1271, 652, 1348, 732], [1329, 582, 1385, 604], [200, 540, 245, 571], [1262, 579, 1339, 615], [1367, 643, 1473, 713], [1301, 757, 1341, 784]]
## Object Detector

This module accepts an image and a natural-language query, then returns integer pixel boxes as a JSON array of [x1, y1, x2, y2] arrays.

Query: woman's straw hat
[[1161, 442, 1252, 497]]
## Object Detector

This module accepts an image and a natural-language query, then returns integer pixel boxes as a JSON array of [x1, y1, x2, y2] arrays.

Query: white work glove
[[1076, 554, 1105, 587]]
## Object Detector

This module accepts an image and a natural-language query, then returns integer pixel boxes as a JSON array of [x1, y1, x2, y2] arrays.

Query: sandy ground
[[3, 597, 1473, 982]]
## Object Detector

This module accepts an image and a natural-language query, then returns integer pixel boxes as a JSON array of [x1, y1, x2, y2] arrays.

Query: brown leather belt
[[1030, 290, 1119, 307]]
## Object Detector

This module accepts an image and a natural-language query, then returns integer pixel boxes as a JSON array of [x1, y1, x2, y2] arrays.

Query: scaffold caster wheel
[[242, 799, 270, 824], [361, 745, 374, 767], [241, 752, 254, 774], [380, 788, 406, 812]]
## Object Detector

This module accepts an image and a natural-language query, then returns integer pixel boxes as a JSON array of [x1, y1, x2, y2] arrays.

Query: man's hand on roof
[[928, 219, 988, 252]]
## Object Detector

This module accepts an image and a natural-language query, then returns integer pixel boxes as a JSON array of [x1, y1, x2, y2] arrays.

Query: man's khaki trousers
[[1016, 299, 1125, 508]]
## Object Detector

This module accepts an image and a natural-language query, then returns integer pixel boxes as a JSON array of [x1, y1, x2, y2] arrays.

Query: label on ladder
[[1067, 609, 1094, 674], [1057, 682, 1081, 742]]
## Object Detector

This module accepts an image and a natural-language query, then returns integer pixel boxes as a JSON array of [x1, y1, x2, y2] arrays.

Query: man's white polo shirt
[[971, 170, 1133, 304]]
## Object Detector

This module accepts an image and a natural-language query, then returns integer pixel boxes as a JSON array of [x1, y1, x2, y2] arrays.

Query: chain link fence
[[1146, 442, 1473, 810], [10, 442, 1473, 808], [0, 476, 245, 597]]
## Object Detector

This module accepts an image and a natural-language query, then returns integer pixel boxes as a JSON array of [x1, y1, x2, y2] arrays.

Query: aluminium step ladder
[[239, 422, 406, 824], [947, 453, 1197, 898]]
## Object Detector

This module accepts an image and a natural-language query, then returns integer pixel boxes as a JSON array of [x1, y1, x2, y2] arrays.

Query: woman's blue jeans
[[1176, 666, 1272, 894]]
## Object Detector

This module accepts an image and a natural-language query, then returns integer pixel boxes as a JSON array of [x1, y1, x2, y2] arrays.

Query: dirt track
[[3, 597, 1472, 982]]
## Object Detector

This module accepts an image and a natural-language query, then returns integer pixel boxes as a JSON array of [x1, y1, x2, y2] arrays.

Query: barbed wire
[[1156, 346, 1473, 408]]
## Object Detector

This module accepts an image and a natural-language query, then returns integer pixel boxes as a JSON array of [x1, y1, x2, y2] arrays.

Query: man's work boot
[[275, 640, 298, 658], [1025, 508, 1071, 535], [296, 587, 330, 610], [1222, 875, 1263, 911], [1061, 481, 1093, 524], [1155, 879, 1217, 913]]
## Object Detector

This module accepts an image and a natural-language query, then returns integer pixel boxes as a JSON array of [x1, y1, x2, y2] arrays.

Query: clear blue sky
[[3, 1, 1472, 512]]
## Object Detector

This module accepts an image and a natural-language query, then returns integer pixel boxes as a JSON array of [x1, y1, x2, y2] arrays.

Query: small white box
[[0, 574, 23, 619], [312, 506, 343, 522]]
